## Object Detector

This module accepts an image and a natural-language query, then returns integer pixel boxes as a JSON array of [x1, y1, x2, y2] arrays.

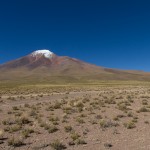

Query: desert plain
[[0, 81, 150, 150]]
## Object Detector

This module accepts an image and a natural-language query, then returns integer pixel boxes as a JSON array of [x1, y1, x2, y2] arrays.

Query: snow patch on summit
[[31, 50, 53, 58]]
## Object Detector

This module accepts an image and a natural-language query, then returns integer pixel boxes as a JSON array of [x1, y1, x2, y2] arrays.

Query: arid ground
[[0, 81, 150, 150]]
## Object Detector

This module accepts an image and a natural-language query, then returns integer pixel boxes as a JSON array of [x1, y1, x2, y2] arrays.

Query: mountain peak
[[31, 49, 54, 59]]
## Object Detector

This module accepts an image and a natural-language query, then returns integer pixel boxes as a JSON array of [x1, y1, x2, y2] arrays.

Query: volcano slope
[[1, 49, 150, 82]]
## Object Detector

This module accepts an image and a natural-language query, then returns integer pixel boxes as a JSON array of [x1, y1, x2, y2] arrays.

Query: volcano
[[0, 49, 150, 82]]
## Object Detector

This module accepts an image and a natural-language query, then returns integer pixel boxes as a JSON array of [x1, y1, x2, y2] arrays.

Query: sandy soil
[[0, 85, 150, 150]]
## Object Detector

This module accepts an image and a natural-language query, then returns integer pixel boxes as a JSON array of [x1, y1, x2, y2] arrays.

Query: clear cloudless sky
[[0, 0, 150, 71]]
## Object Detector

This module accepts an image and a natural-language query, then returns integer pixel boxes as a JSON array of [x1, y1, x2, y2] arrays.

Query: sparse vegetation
[[0, 83, 150, 149]]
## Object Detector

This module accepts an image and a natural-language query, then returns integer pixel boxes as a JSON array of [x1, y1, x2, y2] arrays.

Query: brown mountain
[[0, 50, 150, 82]]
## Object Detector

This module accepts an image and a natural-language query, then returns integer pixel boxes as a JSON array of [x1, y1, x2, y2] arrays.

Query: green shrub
[[50, 140, 66, 150], [124, 121, 136, 129], [64, 126, 73, 133], [8, 137, 24, 147]]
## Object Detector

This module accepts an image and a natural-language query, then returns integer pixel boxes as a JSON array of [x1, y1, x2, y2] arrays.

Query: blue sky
[[0, 0, 150, 71]]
